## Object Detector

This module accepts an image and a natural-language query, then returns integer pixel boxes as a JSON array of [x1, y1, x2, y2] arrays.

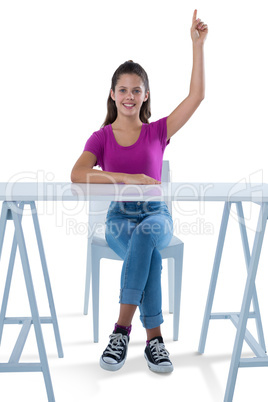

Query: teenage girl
[[71, 10, 208, 373]]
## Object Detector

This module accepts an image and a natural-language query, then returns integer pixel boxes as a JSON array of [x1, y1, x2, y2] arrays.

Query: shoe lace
[[105, 333, 128, 359], [150, 339, 170, 362]]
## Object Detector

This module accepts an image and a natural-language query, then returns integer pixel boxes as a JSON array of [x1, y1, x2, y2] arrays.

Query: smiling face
[[110, 74, 149, 119]]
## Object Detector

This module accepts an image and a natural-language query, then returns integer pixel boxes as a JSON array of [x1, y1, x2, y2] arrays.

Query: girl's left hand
[[191, 9, 208, 45]]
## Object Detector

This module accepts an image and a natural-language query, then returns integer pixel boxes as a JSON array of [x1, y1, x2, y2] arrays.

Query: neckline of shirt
[[109, 123, 146, 149]]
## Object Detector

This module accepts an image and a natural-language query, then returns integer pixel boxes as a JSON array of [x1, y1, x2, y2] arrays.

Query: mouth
[[123, 103, 136, 109]]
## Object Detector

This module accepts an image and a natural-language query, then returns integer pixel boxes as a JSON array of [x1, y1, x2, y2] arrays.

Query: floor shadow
[[52, 349, 255, 401]]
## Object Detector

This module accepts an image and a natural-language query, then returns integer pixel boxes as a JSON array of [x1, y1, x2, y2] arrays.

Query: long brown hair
[[101, 60, 151, 127]]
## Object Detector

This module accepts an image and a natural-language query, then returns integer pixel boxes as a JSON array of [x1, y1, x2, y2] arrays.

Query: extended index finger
[[192, 9, 197, 23]]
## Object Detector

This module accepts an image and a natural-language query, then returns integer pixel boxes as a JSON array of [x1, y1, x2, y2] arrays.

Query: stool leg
[[236, 202, 266, 352], [198, 202, 231, 354], [224, 202, 268, 402], [10, 202, 55, 402], [173, 244, 184, 341], [30, 202, 63, 359], [92, 251, 100, 343], [168, 258, 174, 314], [84, 235, 92, 315]]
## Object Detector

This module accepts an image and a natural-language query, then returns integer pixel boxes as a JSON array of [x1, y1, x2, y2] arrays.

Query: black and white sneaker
[[100, 327, 129, 371], [144, 336, 173, 373]]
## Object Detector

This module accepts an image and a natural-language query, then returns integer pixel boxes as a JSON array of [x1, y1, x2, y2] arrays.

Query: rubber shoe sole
[[100, 354, 127, 371], [144, 352, 174, 373]]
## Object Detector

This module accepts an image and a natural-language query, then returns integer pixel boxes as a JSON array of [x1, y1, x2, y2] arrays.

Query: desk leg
[[224, 202, 268, 402], [0, 202, 63, 358], [10, 202, 55, 402], [236, 202, 266, 352], [30, 201, 63, 358], [0, 201, 61, 402], [198, 202, 231, 353], [0, 205, 21, 344]]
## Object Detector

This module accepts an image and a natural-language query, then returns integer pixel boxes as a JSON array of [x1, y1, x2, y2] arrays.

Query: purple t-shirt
[[83, 116, 170, 181]]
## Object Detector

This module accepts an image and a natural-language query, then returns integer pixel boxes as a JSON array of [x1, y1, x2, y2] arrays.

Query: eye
[[119, 89, 126, 93], [134, 90, 140, 94]]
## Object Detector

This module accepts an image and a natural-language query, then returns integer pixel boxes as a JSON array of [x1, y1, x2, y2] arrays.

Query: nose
[[126, 91, 134, 100]]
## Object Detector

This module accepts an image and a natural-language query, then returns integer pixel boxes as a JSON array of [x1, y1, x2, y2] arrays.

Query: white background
[[0, 0, 268, 401]]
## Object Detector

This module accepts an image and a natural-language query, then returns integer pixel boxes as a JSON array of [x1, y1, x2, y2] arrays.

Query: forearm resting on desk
[[71, 167, 125, 184], [71, 152, 161, 184], [71, 168, 161, 185]]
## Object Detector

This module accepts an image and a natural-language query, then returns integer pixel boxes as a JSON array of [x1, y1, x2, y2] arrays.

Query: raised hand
[[191, 9, 208, 45]]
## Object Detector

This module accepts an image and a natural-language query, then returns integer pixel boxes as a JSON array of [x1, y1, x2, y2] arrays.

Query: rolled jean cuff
[[140, 311, 164, 329], [120, 288, 143, 305]]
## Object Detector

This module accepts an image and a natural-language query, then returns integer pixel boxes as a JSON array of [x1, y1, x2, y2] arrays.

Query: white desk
[[1, 181, 268, 202], [1, 181, 268, 402]]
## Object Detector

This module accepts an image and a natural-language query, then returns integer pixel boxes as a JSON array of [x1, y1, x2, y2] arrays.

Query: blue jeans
[[105, 201, 173, 329]]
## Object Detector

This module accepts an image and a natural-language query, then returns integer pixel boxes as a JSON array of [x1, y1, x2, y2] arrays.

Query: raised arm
[[167, 9, 208, 140]]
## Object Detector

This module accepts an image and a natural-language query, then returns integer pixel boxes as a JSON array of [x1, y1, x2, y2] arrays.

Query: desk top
[[1, 182, 268, 202]]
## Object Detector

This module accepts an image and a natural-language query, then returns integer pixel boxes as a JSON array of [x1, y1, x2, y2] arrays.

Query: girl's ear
[[143, 90, 149, 102], [110, 89, 115, 101]]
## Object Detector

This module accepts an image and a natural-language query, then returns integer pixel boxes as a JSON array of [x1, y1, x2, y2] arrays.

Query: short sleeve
[[83, 130, 104, 168], [151, 116, 170, 151]]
